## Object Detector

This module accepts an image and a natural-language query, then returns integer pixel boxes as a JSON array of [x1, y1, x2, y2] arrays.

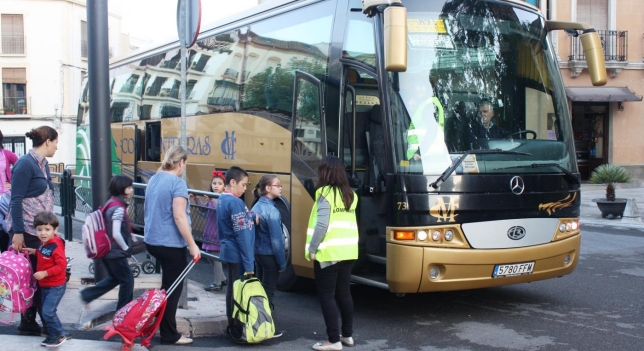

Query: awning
[[565, 87, 642, 102]]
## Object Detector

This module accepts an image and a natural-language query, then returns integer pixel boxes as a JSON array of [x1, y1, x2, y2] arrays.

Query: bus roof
[[110, 0, 305, 66]]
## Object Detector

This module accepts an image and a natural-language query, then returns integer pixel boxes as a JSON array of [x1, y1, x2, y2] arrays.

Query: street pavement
[[1, 181, 642, 350]]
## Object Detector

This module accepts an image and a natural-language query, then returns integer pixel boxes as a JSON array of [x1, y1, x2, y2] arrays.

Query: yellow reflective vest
[[305, 186, 359, 262]]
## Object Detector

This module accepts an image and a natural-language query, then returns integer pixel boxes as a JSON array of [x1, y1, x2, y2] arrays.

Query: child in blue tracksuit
[[218, 166, 256, 329]]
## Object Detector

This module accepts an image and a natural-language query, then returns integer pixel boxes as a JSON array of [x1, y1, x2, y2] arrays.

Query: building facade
[[0, 0, 130, 166], [523, 0, 644, 178]]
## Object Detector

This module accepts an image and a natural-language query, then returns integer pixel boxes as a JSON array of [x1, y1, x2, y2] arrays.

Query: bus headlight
[[559, 223, 566, 232], [566, 222, 572, 231], [444, 230, 454, 241], [571, 221, 579, 230], [417, 230, 428, 241], [431, 230, 441, 242]]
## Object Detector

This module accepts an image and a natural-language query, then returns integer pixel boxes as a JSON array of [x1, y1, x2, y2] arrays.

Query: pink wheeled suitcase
[[103, 257, 199, 350]]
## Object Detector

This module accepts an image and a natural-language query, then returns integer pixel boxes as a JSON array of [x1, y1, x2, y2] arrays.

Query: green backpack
[[229, 276, 275, 343]]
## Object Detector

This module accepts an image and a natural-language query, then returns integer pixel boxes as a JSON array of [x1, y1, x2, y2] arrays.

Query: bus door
[[121, 123, 139, 180], [341, 65, 389, 278], [340, 66, 382, 193], [136, 121, 161, 184], [291, 70, 326, 197]]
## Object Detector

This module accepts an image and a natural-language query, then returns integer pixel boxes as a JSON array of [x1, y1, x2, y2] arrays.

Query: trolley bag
[[0, 248, 37, 324], [229, 275, 275, 343], [103, 257, 199, 349]]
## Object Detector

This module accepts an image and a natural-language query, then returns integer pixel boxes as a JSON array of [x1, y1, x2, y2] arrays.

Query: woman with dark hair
[[0, 129, 18, 252], [7, 125, 58, 336], [80, 175, 135, 310], [307, 156, 359, 351]]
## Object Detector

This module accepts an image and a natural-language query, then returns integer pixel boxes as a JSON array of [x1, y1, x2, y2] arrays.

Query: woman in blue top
[[251, 174, 286, 309], [144, 145, 200, 345]]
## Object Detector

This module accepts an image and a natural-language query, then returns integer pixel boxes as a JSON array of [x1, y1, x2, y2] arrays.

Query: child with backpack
[[23, 211, 69, 348], [190, 170, 227, 292], [80, 175, 135, 310], [217, 167, 257, 330]]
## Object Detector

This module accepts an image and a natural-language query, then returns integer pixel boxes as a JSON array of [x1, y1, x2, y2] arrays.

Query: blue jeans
[[80, 257, 134, 310], [41, 284, 66, 339]]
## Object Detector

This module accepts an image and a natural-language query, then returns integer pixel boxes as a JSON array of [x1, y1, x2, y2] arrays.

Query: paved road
[[151, 223, 644, 350]]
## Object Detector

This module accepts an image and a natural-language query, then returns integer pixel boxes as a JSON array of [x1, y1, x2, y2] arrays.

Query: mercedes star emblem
[[510, 176, 525, 195]]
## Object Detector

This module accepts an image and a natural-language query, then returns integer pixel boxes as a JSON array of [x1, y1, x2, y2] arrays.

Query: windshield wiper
[[429, 149, 532, 189], [494, 163, 580, 185]]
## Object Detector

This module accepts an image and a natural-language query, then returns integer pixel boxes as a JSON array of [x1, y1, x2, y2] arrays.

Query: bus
[[76, 0, 607, 294]]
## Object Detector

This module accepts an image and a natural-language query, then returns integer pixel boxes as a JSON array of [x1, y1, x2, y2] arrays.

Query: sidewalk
[[2, 240, 227, 351], [579, 180, 644, 228]]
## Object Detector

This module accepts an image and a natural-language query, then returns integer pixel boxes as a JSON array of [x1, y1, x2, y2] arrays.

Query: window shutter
[[2, 68, 27, 84]]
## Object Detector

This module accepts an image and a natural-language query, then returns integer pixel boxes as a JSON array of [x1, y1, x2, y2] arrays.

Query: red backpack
[[0, 249, 37, 324], [81, 201, 123, 259], [103, 259, 198, 349], [104, 288, 167, 348]]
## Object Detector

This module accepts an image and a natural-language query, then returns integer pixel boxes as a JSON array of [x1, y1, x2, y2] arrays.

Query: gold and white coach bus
[[76, 0, 607, 293]]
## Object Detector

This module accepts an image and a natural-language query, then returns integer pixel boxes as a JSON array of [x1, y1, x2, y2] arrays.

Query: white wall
[[0, 0, 129, 166]]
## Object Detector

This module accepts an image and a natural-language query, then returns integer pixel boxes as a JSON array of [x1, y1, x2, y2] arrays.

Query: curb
[[177, 316, 228, 337]]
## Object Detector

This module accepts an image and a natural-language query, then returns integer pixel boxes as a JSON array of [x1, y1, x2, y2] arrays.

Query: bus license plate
[[493, 262, 535, 277]]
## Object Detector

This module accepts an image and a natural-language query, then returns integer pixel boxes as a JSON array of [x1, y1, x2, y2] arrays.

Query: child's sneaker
[[204, 283, 222, 292], [41, 334, 69, 348]]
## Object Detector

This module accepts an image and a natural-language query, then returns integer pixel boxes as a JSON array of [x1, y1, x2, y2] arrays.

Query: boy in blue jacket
[[218, 166, 256, 329]]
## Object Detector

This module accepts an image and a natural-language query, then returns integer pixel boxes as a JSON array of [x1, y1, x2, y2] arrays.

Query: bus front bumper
[[386, 234, 580, 293]]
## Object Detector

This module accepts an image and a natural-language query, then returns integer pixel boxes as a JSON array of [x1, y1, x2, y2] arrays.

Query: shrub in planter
[[589, 164, 631, 201]]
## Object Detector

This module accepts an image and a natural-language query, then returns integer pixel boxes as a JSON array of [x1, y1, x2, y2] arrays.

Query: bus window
[[240, 0, 334, 130], [343, 1, 376, 67]]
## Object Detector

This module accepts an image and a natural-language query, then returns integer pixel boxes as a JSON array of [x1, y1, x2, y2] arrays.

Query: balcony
[[568, 30, 628, 78], [2, 96, 28, 115], [223, 68, 239, 80], [1, 35, 25, 54]]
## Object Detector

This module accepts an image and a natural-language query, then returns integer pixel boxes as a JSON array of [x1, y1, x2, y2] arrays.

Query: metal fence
[[569, 30, 628, 61], [54, 170, 216, 247]]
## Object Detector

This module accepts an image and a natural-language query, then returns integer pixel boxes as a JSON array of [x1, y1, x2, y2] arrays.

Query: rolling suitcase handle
[[165, 256, 200, 299]]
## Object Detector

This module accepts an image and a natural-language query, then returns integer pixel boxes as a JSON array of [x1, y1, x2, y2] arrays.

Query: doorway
[[571, 103, 608, 180]]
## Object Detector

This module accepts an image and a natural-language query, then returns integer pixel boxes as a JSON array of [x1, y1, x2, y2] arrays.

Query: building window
[[3, 136, 26, 157], [81, 20, 88, 57], [1, 14, 24, 54], [2, 68, 27, 114], [577, 0, 608, 30]]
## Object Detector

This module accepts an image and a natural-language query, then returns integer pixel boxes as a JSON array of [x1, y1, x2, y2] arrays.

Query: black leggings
[[146, 244, 188, 344], [314, 260, 355, 343]]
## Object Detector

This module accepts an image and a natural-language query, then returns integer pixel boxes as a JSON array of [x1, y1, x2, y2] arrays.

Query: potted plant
[[4, 106, 14, 115], [589, 164, 631, 218]]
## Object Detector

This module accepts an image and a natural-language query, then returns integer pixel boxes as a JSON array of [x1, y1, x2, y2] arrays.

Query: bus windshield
[[389, 0, 574, 176]]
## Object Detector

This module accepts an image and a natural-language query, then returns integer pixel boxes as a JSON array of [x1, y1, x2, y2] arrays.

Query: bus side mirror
[[383, 4, 407, 72], [579, 30, 607, 86], [546, 21, 607, 86]]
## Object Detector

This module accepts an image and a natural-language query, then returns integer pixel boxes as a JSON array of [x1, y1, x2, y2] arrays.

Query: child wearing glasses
[[191, 170, 227, 291], [251, 175, 286, 310]]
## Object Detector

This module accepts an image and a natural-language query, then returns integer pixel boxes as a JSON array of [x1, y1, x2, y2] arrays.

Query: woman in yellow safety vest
[[306, 155, 359, 351]]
